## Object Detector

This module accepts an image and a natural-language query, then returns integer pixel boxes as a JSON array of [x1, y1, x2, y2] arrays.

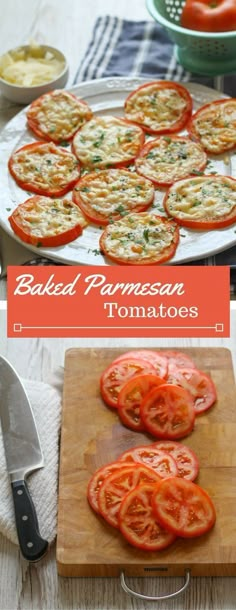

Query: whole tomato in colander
[[180, 0, 236, 32]]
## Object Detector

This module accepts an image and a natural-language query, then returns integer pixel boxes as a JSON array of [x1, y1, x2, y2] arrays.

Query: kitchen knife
[[0, 355, 48, 561]]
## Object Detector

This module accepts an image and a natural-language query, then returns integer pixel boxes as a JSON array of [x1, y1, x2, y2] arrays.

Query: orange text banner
[[7, 265, 229, 338]]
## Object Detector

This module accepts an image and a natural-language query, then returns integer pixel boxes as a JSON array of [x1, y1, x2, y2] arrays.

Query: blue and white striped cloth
[[31, 16, 236, 293]]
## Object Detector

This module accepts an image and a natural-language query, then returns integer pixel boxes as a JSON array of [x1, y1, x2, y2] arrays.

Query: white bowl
[[0, 44, 69, 104]]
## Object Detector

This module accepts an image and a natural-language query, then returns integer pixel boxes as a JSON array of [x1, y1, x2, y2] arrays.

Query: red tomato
[[180, 0, 236, 32], [152, 477, 216, 538], [119, 483, 176, 550], [8, 196, 85, 248], [159, 350, 196, 370], [8, 141, 80, 197], [87, 461, 131, 514], [98, 464, 161, 528], [124, 81, 193, 135], [140, 384, 195, 440], [154, 441, 199, 481], [117, 374, 165, 431], [112, 350, 168, 378], [119, 445, 178, 478], [167, 365, 217, 414], [100, 358, 156, 409], [27, 91, 93, 143]]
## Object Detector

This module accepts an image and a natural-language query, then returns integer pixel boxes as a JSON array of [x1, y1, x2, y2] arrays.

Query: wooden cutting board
[[57, 347, 236, 578]]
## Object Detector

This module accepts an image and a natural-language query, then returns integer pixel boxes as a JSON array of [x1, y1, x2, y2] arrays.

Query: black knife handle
[[11, 480, 48, 562]]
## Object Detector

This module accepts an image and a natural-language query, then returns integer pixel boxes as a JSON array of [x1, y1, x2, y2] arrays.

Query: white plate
[[1, 76, 236, 265]]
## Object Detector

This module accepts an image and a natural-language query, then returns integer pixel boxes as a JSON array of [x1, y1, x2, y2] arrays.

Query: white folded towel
[[0, 379, 62, 546]]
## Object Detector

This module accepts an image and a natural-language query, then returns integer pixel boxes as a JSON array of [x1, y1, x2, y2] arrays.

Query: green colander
[[146, 0, 236, 76]]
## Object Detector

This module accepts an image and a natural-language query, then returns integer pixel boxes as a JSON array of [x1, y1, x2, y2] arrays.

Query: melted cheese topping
[[125, 84, 188, 131], [27, 90, 93, 142], [11, 142, 80, 191], [101, 213, 177, 262], [191, 100, 236, 153], [136, 137, 206, 184], [73, 115, 143, 167], [165, 176, 236, 221], [75, 169, 154, 217], [14, 197, 87, 238]]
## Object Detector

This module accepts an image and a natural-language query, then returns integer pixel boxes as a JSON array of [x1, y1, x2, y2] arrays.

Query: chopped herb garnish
[[59, 140, 70, 147], [143, 228, 150, 242]]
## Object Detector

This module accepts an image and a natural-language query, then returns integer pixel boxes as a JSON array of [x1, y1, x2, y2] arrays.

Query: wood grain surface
[[57, 347, 236, 578]]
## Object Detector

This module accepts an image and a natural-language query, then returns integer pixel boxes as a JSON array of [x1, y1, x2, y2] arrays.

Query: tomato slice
[[8, 141, 80, 197], [72, 169, 154, 225], [117, 374, 165, 431], [112, 350, 168, 378], [188, 99, 236, 155], [100, 358, 156, 409], [119, 445, 178, 478], [135, 135, 207, 187], [27, 90, 93, 143], [152, 477, 216, 538], [87, 461, 131, 513], [153, 441, 199, 481], [167, 365, 217, 414], [8, 196, 86, 247], [98, 464, 161, 528], [124, 81, 192, 135], [158, 350, 196, 370], [140, 384, 195, 440], [119, 483, 176, 550], [99, 213, 179, 266]]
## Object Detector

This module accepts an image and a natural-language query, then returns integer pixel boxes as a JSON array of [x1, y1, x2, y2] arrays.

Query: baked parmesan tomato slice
[[159, 350, 196, 370], [140, 384, 195, 440], [87, 461, 131, 513], [8, 196, 87, 247], [112, 350, 168, 378], [27, 89, 93, 143], [117, 374, 165, 431], [188, 98, 236, 154], [167, 365, 217, 414], [135, 136, 207, 187], [98, 464, 161, 528], [100, 213, 179, 265], [152, 477, 216, 538], [118, 445, 178, 478], [8, 141, 80, 197], [118, 483, 176, 550], [124, 81, 193, 135], [72, 115, 145, 168], [100, 357, 156, 409], [154, 441, 199, 481], [72, 168, 154, 225], [164, 175, 236, 229]]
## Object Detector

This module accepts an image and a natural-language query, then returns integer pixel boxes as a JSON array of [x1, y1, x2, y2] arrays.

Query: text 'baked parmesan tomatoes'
[[164, 175, 236, 229], [124, 81, 193, 135], [27, 89, 93, 143], [152, 477, 216, 538], [99, 213, 179, 265], [72, 168, 154, 225], [8, 196, 87, 247], [9, 141, 80, 197]]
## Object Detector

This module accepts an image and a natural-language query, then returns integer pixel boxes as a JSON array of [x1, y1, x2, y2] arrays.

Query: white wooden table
[[0, 306, 235, 610]]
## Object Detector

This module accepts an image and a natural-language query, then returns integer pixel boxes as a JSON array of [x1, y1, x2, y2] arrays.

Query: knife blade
[[0, 355, 48, 561]]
